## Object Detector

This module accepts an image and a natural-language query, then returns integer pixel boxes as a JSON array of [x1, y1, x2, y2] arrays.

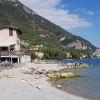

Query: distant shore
[[0, 63, 88, 100]]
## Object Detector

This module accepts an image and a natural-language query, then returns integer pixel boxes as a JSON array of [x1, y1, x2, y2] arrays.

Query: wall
[[0, 28, 21, 51], [20, 55, 31, 63]]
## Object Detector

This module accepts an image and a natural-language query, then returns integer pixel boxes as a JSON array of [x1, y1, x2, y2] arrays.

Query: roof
[[0, 26, 22, 34]]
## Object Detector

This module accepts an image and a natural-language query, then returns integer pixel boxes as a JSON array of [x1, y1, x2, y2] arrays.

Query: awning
[[0, 43, 15, 47]]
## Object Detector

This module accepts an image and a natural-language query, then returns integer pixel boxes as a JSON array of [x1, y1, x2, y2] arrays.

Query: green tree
[[31, 52, 37, 60], [70, 50, 81, 60]]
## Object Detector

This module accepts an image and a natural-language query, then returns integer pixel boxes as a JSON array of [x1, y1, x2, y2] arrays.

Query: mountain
[[0, 0, 98, 59]]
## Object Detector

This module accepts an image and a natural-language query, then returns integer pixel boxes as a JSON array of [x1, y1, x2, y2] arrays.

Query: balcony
[[0, 50, 29, 56]]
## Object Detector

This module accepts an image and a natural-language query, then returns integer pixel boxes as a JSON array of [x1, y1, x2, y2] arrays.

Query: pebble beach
[[0, 63, 88, 100]]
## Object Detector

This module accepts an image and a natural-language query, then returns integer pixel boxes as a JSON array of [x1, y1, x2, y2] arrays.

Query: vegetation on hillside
[[0, 0, 97, 60]]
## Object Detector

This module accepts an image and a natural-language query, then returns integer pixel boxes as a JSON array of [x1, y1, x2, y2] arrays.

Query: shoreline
[[0, 63, 88, 100]]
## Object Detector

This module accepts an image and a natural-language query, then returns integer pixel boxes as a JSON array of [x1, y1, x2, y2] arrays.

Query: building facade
[[0, 26, 31, 64], [0, 27, 21, 51]]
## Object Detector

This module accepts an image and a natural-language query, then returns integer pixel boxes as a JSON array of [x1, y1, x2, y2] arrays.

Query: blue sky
[[57, 0, 100, 48], [20, 0, 100, 48]]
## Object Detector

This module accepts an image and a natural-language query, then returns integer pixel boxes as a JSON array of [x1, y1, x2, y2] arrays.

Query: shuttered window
[[9, 28, 13, 36]]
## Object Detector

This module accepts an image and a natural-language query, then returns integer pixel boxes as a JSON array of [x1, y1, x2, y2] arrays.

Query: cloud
[[82, 10, 95, 16], [19, 0, 91, 30], [87, 11, 95, 15], [75, 8, 95, 16]]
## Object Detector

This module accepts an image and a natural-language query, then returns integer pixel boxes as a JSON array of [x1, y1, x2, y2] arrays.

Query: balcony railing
[[0, 50, 30, 56]]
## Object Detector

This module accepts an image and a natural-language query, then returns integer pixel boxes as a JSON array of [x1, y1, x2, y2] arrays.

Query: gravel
[[0, 63, 88, 100]]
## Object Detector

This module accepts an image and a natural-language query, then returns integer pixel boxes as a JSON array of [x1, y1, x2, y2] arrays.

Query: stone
[[35, 76, 40, 79], [56, 85, 63, 88], [46, 73, 56, 78], [30, 67, 36, 71], [36, 86, 42, 90], [60, 72, 74, 78], [21, 68, 34, 75], [46, 70, 56, 74]]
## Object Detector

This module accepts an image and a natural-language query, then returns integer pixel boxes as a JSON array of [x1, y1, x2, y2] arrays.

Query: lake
[[57, 58, 100, 100]]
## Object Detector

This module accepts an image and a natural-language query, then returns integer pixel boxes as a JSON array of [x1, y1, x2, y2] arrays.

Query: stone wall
[[20, 55, 31, 63]]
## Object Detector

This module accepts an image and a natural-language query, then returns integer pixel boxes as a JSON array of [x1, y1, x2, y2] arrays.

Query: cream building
[[0, 26, 31, 64], [0, 26, 21, 51]]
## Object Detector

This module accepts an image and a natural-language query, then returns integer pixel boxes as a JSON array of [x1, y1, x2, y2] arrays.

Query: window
[[9, 28, 13, 36]]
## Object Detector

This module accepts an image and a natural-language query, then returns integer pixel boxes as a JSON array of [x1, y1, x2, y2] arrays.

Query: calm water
[[58, 58, 100, 100]]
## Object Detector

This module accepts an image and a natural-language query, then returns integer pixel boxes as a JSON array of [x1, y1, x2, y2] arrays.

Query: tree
[[42, 49, 67, 60], [70, 50, 81, 60], [31, 52, 37, 60]]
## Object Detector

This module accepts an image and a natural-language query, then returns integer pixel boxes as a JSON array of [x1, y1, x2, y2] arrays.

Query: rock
[[36, 86, 42, 90], [30, 67, 36, 71], [37, 69, 48, 75], [41, 69, 46, 72], [47, 71, 80, 79], [37, 70, 45, 74], [21, 80, 26, 83], [46, 70, 57, 74], [56, 85, 63, 88], [35, 76, 40, 79], [46, 73, 56, 78], [21, 68, 34, 75], [60, 72, 74, 78], [54, 72, 61, 77]]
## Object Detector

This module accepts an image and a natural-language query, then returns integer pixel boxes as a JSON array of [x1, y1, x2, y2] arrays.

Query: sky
[[19, 0, 100, 48]]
